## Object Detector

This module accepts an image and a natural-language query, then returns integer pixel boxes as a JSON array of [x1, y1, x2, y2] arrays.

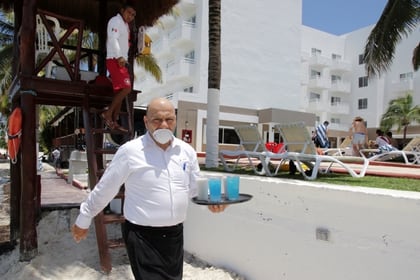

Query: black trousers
[[122, 221, 184, 280]]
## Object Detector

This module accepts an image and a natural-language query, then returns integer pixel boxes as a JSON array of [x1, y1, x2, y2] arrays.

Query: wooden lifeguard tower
[[2, 0, 178, 273]]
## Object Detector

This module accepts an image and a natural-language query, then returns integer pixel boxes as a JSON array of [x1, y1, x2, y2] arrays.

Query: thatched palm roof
[[0, 0, 179, 31]]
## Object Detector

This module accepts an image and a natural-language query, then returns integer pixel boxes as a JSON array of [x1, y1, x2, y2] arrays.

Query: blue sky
[[302, 0, 388, 35]]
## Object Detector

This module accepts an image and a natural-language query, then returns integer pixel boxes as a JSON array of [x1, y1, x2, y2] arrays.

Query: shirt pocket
[[171, 162, 190, 188]]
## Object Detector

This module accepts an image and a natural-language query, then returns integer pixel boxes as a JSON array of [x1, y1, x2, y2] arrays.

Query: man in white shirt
[[72, 97, 227, 279], [101, 4, 136, 132]]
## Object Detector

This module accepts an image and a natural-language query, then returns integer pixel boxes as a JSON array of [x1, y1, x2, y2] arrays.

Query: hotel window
[[331, 75, 341, 84], [309, 92, 321, 102], [358, 98, 368, 110], [311, 48, 321, 56], [166, 60, 175, 71], [399, 72, 413, 81], [183, 86, 193, 93], [186, 15, 196, 25], [218, 127, 240, 144], [331, 96, 341, 106], [310, 70, 321, 79], [184, 50, 195, 63], [331, 118, 340, 124], [332, 54, 341, 60], [358, 76, 368, 87], [358, 54, 365, 64]]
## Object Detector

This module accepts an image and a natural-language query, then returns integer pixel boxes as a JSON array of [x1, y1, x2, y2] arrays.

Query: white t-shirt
[[75, 132, 200, 229], [106, 13, 130, 60], [52, 149, 60, 159], [376, 135, 390, 147]]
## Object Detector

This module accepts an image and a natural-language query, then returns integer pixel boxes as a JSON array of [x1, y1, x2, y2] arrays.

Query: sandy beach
[[0, 163, 244, 280]]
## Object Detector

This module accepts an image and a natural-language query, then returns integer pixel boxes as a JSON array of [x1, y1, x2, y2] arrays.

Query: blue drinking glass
[[208, 177, 222, 202]]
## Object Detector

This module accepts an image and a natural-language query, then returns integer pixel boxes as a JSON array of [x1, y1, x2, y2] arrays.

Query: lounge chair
[[272, 122, 369, 180], [218, 125, 286, 175], [361, 137, 420, 165], [324, 136, 352, 156]]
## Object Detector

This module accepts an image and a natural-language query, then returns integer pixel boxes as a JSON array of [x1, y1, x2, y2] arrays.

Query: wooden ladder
[[82, 96, 134, 273]]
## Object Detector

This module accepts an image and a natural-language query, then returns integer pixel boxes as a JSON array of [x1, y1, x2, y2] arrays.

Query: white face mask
[[152, 129, 173, 144]]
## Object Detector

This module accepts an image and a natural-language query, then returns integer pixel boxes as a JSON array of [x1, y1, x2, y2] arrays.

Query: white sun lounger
[[219, 125, 286, 176], [273, 122, 369, 180], [360, 137, 420, 165]]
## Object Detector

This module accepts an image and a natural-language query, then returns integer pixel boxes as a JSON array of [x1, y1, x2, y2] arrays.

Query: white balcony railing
[[330, 80, 351, 93], [168, 22, 195, 49], [308, 54, 331, 68], [390, 79, 414, 93], [308, 76, 331, 89], [166, 58, 195, 81], [307, 99, 325, 112], [330, 59, 352, 72], [330, 102, 350, 114], [152, 37, 170, 56], [328, 123, 351, 131]]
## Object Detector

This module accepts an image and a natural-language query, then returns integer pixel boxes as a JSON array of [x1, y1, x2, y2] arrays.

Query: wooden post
[[19, 89, 38, 261], [97, 0, 108, 75], [9, 0, 24, 246], [19, 0, 38, 261]]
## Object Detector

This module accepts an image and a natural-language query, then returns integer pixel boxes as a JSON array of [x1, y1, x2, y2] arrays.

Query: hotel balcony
[[152, 37, 172, 59], [330, 59, 352, 73], [301, 52, 310, 62], [330, 80, 351, 93], [330, 102, 350, 114], [308, 76, 331, 89], [168, 22, 195, 50], [307, 99, 325, 112], [165, 58, 195, 85], [177, 0, 197, 14], [390, 79, 414, 93], [328, 122, 351, 132], [308, 54, 331, 68]]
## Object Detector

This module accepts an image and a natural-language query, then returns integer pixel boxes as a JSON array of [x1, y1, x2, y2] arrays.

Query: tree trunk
[[205, 0, 221, 168]]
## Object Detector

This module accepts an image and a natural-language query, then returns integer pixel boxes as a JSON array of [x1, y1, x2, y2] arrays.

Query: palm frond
[[0, 58, 12, 90], [364, 0, 419, 78], [39, 105, 63, 130], [380, 92, 420, 138], [0, 12, 14, 46], [135, 54, 162, 83], [413, 42, 420, 70]]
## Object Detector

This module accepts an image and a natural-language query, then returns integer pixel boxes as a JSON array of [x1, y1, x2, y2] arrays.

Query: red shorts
[[106, 59, 132, 92]]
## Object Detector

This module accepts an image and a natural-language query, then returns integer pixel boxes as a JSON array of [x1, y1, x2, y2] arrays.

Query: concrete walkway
[[40, 164, 89, 210]]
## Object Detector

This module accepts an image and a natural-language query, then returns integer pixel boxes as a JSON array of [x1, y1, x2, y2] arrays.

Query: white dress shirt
[[106, 13, 130, 60], [75, 132, 200, 229]]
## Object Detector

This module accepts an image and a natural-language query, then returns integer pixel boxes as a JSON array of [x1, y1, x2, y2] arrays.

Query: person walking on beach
[[349, 116, 368, 156], [51, 147, 61, 169], [72, 97, 227, 280], [100, 4, 136, 132]]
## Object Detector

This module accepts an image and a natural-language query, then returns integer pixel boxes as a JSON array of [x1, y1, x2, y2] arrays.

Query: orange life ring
[[7, 107, 22, 164]]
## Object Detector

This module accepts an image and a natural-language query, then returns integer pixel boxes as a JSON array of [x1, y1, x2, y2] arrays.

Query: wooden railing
[[35, 9, 85, 81]]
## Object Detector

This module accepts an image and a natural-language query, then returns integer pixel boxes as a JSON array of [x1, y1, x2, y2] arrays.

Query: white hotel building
[[134, 0, 419, 152]]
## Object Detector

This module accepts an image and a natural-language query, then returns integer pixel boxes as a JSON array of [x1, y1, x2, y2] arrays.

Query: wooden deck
[[40, 165, 89, 210]]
